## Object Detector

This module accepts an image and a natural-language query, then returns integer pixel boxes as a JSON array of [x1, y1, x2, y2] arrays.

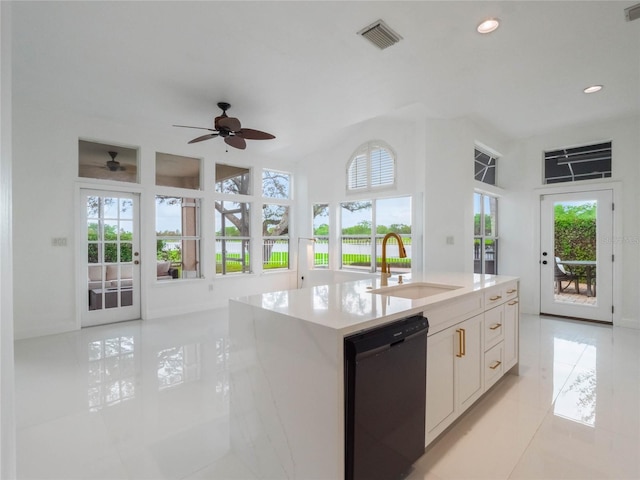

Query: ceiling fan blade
[[188, 133, 219, 144], [217, 116, 242, 132], [173, 124, 217, 132], [236, 128, 276, 140], [225, 135, 247, 150]]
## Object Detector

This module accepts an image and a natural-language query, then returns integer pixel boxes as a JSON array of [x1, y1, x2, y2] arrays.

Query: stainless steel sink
[[369, 282, 462, 299]]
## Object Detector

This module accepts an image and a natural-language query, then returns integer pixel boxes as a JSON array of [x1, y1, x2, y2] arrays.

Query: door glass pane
[[120, 220, 133, 239], [119, 198, 133, 219], [87, 196, 100, 219], [104, 243, 118, 263], [103, 198, 119, 219], [553, 200, 597, 303], [120, 243, 132, 262], [86, 193, 136, 314]]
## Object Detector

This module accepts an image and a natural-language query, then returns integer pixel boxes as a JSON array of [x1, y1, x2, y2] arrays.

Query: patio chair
[[555, 257, 580, 294]]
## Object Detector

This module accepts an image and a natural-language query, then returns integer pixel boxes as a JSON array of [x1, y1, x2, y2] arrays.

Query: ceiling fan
[[173, 102, 275, 150], [105, 151, 125, 171]]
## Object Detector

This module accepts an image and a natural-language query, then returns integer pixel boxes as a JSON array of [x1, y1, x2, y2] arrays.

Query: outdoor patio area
[[555, 282, 597, 306]]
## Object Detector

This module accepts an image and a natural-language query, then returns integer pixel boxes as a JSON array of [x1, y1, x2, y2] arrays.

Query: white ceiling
[[11, 1, 640, 161]]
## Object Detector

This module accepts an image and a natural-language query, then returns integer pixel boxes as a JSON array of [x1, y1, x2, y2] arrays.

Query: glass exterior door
[[81, 190, 140, 327], [540, 190, 613, 322]]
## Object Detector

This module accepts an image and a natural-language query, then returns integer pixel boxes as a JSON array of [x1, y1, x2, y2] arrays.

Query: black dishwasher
[[344, 315, 428, 480]]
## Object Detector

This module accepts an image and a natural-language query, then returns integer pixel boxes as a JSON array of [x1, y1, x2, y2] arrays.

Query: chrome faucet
[[380, 232, 407, 286]]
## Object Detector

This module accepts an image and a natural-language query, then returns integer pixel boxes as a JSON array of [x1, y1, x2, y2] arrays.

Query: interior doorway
[[81, 189, 141, 327], [540, 190, 613, 323]]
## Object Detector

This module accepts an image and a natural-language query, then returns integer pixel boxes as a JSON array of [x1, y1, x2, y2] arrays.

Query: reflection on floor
[[14, 311, 640, 479]]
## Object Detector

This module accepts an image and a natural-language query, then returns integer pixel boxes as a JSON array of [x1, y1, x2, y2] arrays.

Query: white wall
[[12, 102, 297, 339], [1, 2, 17, 476], [297, 112, 513, 281], [500, 115, 640, 327], [12, 95, 640, 341]]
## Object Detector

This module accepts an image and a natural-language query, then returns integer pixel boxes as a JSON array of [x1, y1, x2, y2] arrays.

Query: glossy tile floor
[[14, 311, 640, 479]]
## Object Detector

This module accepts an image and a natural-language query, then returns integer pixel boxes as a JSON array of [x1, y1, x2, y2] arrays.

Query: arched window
[[346, 141, 396, 192]]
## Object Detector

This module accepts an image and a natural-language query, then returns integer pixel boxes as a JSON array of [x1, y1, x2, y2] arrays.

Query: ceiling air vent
[[625, 2, 640, 21], [358, 20, 402, 50]]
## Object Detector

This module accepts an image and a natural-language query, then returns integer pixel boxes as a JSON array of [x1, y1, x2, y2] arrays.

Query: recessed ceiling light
[[477, 18, 500, 34], [583, 85, 603, 94]]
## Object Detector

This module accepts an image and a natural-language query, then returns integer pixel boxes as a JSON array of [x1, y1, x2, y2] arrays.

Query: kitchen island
[[229, 273, 519, 479]]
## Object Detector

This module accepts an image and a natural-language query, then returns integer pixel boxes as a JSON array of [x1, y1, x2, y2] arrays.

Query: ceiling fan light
[[583, 85, 603, 94], [477, 18, 500, 34]]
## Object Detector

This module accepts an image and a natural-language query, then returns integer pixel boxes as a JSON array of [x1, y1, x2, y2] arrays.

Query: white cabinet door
[[503, 298, 519, 370], [456, 314, 484, 411], [425, 313, 484, 445], [426, 327, 456, 443]]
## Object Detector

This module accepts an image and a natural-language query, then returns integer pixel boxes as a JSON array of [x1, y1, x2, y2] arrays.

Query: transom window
[[347, 141, 396, 191], [544, 141, 612, 184], [475, 148, 498, 186]]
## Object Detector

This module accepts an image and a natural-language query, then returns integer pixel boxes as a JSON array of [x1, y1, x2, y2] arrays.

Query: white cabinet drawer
[[484, 287, 505, 308], [484, 342, 504, 389], [484, 306, 504, 350], [484, 281, 518, 308], [503, 282, 518, 302]]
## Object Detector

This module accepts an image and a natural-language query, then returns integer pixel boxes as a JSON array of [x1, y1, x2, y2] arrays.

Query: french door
[[81, 189, 141, 327], [540, 190, 613, 322]]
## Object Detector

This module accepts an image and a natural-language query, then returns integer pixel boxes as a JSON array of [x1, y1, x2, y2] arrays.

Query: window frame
[[339, 196, 412, 274], [155, 195, 202, 280], [543, 141, 612, 185], [474, 191, 498, 275], [215, 200, 252, 275], [346, 141, 396, 193], [474, 148, 498, 186], [312, 203, 330, 269], [261, 168, 293, 272]]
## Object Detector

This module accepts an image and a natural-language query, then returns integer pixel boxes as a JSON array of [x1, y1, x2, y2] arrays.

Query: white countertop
[[231, 272, 519, 336]]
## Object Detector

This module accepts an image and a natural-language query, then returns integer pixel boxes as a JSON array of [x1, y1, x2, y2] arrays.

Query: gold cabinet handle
[[506, 289, 517, 294], [489, 295, 502, 301], [508, 300, 519, 306], [489, 360, 502, 370], [489, 323, 502, 330], [456, 328, 466, 358], [461, 328, 466, 357]]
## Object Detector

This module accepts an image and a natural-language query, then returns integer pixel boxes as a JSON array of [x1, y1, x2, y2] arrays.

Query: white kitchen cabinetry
[[426, 313, 483, 444], [425, 281, 519, 447], [503, 296, 519, 371]]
